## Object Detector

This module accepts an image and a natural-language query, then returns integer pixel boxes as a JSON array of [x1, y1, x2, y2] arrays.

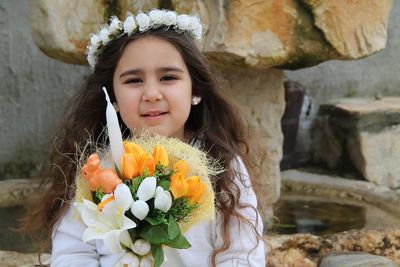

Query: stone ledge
[[281, 170, 400, 216], [0, 179, 43, 207], [266, 228, 400, 267], [0, 250, 50, 267]]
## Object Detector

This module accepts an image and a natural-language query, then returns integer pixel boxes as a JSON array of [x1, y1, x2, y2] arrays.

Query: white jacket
[[51, 157, 266, 266]]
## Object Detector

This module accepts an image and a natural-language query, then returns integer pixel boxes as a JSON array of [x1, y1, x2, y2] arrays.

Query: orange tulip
[[171, 160, 188, 180], [170, 173, 188, 199], [153, 145, 169, 167], [139, 154, 155, 176], [124, 142, 145, 162], [186, 176, 205, 204], [121, 153, 139, 179]]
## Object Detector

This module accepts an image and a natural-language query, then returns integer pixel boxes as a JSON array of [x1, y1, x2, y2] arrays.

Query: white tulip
[[131, 239, 151, 256], [177, 14, 190, 30], [139, 254, 155, 267], [114, 183, 134, 211], [154, 186, 172, 212], [117, 252, 140, 267], [130, 200, 149, 220], [136, 13, 151, 32], [137, 176, 156, 201]]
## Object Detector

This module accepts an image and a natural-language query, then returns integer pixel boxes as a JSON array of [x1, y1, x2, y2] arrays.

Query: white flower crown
[[86, 9, 203, 69]]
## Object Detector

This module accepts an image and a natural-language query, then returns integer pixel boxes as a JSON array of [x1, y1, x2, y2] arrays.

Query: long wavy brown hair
[[21, 28, 265, 266]]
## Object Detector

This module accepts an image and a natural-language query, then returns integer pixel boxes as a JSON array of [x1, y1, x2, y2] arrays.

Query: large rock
[[312, 97, 400, 188], [29, 0, 107, 64], [266, 228, 400, 267], [28, 0, 394, 69], [217, 67, 285, 221], [300, 0, 393, 59]]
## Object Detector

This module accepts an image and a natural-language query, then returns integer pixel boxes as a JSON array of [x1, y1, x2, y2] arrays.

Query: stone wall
[[0, 0, 90, 179], [285, 1, 400, 164]]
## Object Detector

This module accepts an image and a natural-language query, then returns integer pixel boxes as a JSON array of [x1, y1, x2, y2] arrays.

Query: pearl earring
[[113, 102, 119, 112], [191, 96, 201, 106]]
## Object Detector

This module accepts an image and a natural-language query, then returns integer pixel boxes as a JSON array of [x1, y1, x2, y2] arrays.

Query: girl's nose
[[142, 81, 163, 102]]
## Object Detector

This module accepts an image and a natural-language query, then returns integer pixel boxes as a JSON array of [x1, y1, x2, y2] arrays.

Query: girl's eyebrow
[[119, 67, 184, 79]]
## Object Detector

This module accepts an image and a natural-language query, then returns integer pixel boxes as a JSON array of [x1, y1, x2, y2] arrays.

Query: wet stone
[[318, 252, 399, 267]]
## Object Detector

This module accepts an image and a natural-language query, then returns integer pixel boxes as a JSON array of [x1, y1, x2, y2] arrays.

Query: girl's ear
[[191, 96, 202, 106], [113, 102, 119, 112]]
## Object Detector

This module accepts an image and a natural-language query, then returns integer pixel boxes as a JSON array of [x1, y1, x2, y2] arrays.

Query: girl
[[23, 9, 265, 266]]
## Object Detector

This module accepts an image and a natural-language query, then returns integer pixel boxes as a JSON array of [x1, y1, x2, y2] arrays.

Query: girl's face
[[113, 36, 193, 140]]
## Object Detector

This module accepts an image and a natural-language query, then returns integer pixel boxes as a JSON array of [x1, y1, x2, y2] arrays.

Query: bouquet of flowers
[[73, 88, 217, 267]]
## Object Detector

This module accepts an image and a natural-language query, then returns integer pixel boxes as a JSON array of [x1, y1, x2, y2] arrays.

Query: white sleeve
[[51, 206, 100, 267], [213, 157, 266, 267]]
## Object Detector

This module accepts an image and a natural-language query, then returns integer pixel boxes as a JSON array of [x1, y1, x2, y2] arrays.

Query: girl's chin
[[129, 127, 185, 140]]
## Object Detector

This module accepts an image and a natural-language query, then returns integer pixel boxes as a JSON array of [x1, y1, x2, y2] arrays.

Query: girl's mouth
[[141, 111, 169, 119]]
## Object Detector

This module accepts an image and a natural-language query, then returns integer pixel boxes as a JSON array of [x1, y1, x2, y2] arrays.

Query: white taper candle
[[102, 87, 124, 170]]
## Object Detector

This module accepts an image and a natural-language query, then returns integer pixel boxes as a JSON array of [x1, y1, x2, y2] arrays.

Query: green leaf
[[164, 232, 191, 249], [151, 244, 164, 267], [145, 217, 163, 226], [139, 224, 169, 244], [167, 215, 180, 240], [158, 179, 171, 191]]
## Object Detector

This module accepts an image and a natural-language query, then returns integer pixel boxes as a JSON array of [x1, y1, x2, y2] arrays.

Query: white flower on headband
[[109, 16, 122, 35], [99, 27, 111, 44], [177, 14, 191, 31], [149, 9, 165, 25], [86, 9, 204, 69], [164, 11, 177, 26], [123, 15, 137, 36], [90, 34, 102, 50], [87, 54, 96, 68], [189, 17, 202, 40], [136, 13, 151, 32]]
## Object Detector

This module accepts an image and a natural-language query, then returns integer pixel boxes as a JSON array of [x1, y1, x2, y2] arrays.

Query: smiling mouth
[[141, 111, 169, 117]]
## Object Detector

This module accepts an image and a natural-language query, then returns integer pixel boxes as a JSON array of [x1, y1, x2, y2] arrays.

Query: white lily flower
[[139, 254, 154, 267], [130, 200, 149, 220], [116, 251, 140, 267], [137, 176, 156, 201], [75, 183, 136, 254], [154, 186, 172, 212], [131, 239, 151, 256]]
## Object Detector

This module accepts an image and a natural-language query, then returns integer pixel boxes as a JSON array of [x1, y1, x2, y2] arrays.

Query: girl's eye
[[126, 78, 142, 84], [161, 76, 177, 81]]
